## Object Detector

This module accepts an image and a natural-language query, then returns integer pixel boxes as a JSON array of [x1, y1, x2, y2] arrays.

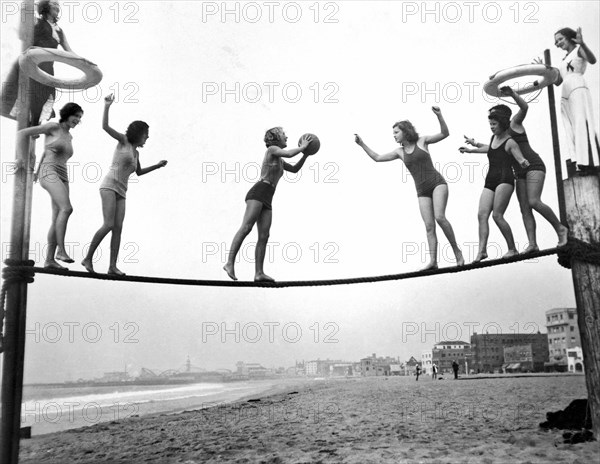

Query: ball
[[299, 133, 320, 156]]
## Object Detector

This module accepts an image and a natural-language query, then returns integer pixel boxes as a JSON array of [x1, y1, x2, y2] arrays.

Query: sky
[[0, 1, 598, 383]]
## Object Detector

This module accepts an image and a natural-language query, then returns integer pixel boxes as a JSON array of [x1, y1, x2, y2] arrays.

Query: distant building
[[330, 362, 354, 377], [503, 345, 535, 372], [567, 347, 584, 373], [306, 359, 344, 377], [432, 341, 471, 374], [470, 333, 548, 373], [360, 353, 399, 377], [236, 361, 267, 378], [545, 308, 581, 372], [421, 349, 433, 375]]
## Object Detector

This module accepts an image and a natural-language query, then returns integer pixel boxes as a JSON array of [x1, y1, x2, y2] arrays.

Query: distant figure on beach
[[223, 128, 313, 282], [459, 107, 530, 262], [415, 364, 421, 381], [432, 363, 438, 380], [452, 361, 459, 379], [17, 102, 83, 269], [462, 87, 568, 251], [1, 0, 92, 125], [551, 27, 599, 173], [355, 106, 464, 270], [81, 94, 167, 275]]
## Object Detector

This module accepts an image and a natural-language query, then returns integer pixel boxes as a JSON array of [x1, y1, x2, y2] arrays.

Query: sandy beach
[[18, 374, 598, 463]]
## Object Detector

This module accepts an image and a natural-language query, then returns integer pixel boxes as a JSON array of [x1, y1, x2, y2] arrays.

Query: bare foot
[[254, 272, 275, 282], [108, 267, 126, 276], [454, 249, 465, 266], [81, 259, 95, 273], [421, 262, 438, 271], [523, 244, 539, 254], [472, 252, 488, 263], [56, 252, 75, 264], [223, 264, 237, 281], [557, 225, 569, 247], [44, 261, 67, 270], [502, 249, 519, 259]]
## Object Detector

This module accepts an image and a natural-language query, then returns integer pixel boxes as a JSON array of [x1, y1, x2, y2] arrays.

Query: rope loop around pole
[[0, 259, 35, 353], [557, 238, 600, 269]]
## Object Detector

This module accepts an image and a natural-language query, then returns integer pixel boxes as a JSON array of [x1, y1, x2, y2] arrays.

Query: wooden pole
[[563, 175, 600, 439], [544, 49, 567, 224], [1, 1, 35, 462], [544, 47, 600, 440]]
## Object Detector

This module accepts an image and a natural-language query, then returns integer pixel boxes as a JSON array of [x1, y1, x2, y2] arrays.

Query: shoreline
[[19, 375, 598, 463], [21, 377, 315, 437]]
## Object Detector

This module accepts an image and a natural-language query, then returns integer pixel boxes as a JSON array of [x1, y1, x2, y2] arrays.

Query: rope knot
[[557, 237, 600, 269], [1, 259, 36, 353]]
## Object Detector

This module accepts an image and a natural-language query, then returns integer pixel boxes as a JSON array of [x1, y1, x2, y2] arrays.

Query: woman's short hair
[[38, 0, 58, 18], [488, 113, 510, 131], [555, 27, 577, 42], [392, 120, 419, 144], [59, 102, 83, 122], [126, 121, 149, 144], [488, 104, 512, 119], [264, 127, 285, 147]]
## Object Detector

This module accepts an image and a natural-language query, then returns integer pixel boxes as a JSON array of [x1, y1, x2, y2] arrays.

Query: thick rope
[[0, 259, 35, 353], [557, 237, 600, 269], [4, 247, 563, 289]]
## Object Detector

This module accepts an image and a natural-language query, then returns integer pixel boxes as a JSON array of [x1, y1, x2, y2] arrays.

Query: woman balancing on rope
[[223, 129, 313, 282], [17, 102, 83, 269], [549, 27, 599, 173], [462, 88, 568, 253], [81, 94, 167, 275], [1, 0, 92, 125], [459, 107, 531, 263], [355, 106, 464, 270]]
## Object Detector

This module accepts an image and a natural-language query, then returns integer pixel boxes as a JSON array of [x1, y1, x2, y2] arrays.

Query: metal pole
[[1, 1, 35, 462], [544, 49, 567, 224]]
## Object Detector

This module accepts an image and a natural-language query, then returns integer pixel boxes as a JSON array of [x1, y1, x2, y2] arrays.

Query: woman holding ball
[[223, 128, 313, 282], [355, 106, 464, 270]]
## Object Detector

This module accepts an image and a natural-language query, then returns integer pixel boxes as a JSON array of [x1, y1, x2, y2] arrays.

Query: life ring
[[18, 47, 102, 90], [484, 64, 560, 97]]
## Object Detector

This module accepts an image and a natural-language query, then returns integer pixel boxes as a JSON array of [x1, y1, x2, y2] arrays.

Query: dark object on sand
[[562, 430, 594, 444], [540, 399, 594, 443], [20, 427, 31, 439]]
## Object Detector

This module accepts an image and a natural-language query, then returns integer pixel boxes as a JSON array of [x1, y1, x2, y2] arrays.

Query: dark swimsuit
[[403, 144, 447, 198], [508, 128, 546, 179], [245, 181, 275, 210], [244, 150, 282, 210], [484, 136, 515, 191]]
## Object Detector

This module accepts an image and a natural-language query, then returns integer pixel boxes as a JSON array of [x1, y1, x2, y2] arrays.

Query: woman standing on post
[[81, 95, 167, 275], [355, 106, 464, 270], [223, 128, 312, 282], [1, 0, 90, 125], [17, 102, 83, 269], [553, 27, 599, 172]]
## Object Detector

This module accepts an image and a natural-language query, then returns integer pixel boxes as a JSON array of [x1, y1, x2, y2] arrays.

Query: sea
[[19, 379, 291, 436]]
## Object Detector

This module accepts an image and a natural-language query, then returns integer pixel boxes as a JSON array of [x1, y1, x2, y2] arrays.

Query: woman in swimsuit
[[81, 94, 167, 275], [460, 108, 530, 262], [17, 102, 83, 268], [223, 128, 312, 282], [355, 106, 464, 270], [463, 88, 568, 252]]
